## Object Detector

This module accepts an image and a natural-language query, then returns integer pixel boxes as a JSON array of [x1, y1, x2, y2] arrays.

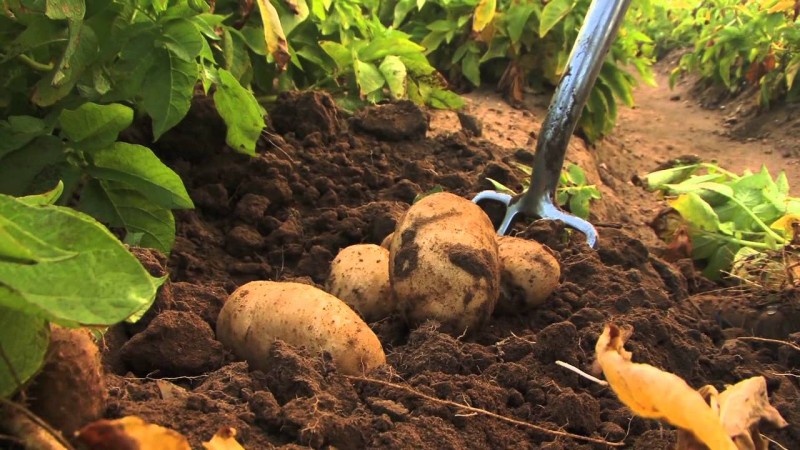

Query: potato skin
[[216, 281, 386, 375], [389, 192, 500, 334], [495, 236, 561, 313], [326, 244, 394, 322]]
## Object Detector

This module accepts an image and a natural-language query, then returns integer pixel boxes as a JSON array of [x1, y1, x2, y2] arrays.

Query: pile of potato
[[216, 192, 561, 375]]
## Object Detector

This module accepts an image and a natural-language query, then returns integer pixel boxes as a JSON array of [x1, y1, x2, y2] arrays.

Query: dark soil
[[89, 87, 799, 449]]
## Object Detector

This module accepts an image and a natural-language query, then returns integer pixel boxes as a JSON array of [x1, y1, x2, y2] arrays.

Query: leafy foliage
[[0, 183, 162, 397], [0, 0, 266, 253], [668, 0, 800, 106], [387, 0, 656, 142], [486, 162, 601, 220], [643, 163, 800, 280]]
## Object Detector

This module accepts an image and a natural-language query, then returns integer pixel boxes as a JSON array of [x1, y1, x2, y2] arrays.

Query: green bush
[[669, 0, 800, 106]]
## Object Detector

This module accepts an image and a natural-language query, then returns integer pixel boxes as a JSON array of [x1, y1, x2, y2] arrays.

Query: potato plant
[[0, 0, 265, 253], [0, 183, 162, 398], [667, 0, 800, 106]]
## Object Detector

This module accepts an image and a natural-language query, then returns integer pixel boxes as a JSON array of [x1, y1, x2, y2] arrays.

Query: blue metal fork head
[[472, 190, 598, 247]]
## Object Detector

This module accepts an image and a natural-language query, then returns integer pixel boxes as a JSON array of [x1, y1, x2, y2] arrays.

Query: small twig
[[735, 337, 800, 353], [123, 373, 211, 382], [762, 434, 789, 450], [0, 398, 76, 450], [768, 371, 800, 379], [555, 360, 608, 386], [344, 375, 625, 447]]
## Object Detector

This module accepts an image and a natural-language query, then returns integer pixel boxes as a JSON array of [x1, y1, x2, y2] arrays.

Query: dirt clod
[[120, 311, 225, 377]]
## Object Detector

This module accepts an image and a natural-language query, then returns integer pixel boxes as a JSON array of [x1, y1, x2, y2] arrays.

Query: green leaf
[[0, 211, 77, 265], [642, 164, 701, 191], [539, 0, 572, 38], [702, 242, 740, 280], [568, 190, 591, 219], [141, 49, 197, 140], [567, 164, 586, 185], [79, 179, 176, 254], [58, 103, 133, 149], [17, 181, 64, 207], [462, 51, 481, 86], [393, 0, 416, 27], [472, 0, 496, 34], [0, 308, 49, 398], [0, 135, 68, 197], [354, 58, 385, 96], [358, 34, 426, 62], [379, 56, 407, 99], [159, 18, 205, 62], [0, 194, 160, 324], [427, 87, 465, 110], [670, 192, 722, 233], [320, 41, 352, 71], [45, 0, 86, 20], [32, 25, 98, 107], [87, 142, 193, 210], [718, 53, 734, 89], [213, 69, 264, 156], [600, 62, 634, 107], [505, 3, 537, 44], [0, 116, 48, 159]]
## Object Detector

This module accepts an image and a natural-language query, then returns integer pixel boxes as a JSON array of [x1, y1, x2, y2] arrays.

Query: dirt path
[[599, 59, 800, 194]]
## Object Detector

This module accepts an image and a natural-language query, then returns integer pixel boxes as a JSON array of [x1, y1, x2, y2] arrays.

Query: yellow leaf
[[76, 416, 191, 450], [770, 213, 800, 237], [595, 324, 738, 450], [203, 427, 247, 450], [471, 0, 496, 34], [255, 0, 291, 72], [766, 0, 795, 14]]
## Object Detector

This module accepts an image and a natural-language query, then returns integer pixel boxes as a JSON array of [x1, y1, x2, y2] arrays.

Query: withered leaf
[[595, 323, 738, 450]]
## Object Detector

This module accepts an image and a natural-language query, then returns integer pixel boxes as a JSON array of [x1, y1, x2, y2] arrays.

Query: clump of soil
[[93, 90, 799, 449]]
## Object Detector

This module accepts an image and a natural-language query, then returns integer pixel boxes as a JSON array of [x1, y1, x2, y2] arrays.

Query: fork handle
[[519, 0, 633, 214]]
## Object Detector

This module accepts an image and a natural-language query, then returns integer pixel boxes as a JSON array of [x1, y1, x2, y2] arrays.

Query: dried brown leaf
[[596, 323, 737, 450], [76, 416, 191, 450], [203, 427, 247, 450], [718, 376, 788, 450]]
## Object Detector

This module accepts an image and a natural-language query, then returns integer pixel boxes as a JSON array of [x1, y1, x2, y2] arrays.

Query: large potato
[[326, 244, 395, 322], [389, 192, 500, 334], [495, 236, 561, 313], [216, 281, 386, 375]]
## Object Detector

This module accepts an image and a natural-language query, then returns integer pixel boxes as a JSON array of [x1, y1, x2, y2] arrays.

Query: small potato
[[380, 232, 394, 250], [326, 244, 394, 322], [495, 236, 561, 313], [389, 192, 500, 335], [216, 281, 386, 375]]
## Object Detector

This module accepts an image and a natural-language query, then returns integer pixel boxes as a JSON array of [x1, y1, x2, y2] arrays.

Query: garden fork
[[472, 0, 633, 248]]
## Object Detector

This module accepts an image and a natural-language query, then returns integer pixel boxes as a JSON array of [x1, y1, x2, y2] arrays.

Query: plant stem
[[16, 54, 54, 72], [699, 163, 740, 180], [700, 231, 776, 250], [725, 195, 787, 244]]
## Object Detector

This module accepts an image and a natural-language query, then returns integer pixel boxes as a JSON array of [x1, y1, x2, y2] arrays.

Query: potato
[[495, 236, 561, 313], [388, 192, 500, 334], [326, 244, 395, 322], [216, 281, 386, 375], [380, 232, 394, 250]]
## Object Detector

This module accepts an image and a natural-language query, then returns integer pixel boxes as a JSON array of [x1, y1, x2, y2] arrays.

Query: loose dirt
[[57, 56, 800, 449]]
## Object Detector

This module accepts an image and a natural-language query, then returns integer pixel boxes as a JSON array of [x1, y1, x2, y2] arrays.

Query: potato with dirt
[[216, 281, 386, 375], [494, 236, 561, 313], [388, 192, 500, 334], [326, 244, 395, 322]]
